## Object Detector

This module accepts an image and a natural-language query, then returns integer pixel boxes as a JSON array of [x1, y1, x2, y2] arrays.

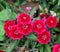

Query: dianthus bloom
[[17, 23, 33, 35], [46, 16, 58, 28], [4, 20, 15, 37], [38, 31, 51, 44], [17, 13, 31, 24], [33, 20, 46, 34], [26, 7, 32, 12], [9, 25, 24, 40], [53, 44, 60, 52], [40, 13, 48, 19]]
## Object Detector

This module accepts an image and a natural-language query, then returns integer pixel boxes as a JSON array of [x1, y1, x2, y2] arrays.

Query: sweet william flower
[[9, 25, 24, 40], [17, 23, 33, 35], [17, 13, 31, 24], [26, 7, 32, 12], [46, 16, 58, 28], [38, 31, 51, 44], [40, 13, 48, 19], [4, 20, 15, 37], [40, 13, 48, 22], [53, 44, 60, 52], [33, 20, 46, 34]]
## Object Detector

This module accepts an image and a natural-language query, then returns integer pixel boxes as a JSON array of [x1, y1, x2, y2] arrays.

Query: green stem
[[6, 40, 19, 52]]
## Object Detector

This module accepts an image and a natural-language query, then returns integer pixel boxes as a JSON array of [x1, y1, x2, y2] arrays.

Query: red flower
[[53, 44, 60, 52], [38, 31, 51, 44], [9, 25, 24, 40], [17, 13, 31, 24], [4, 20, 15, 37], [17, 23, 33, 35], [0, 50, 5, 52], [40, 13, 48, 19], [33, 20, 46, 34], [46, 16, 58, 28]]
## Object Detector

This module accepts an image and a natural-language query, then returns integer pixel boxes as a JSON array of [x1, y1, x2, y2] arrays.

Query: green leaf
[[40, 45, 44, 52], [0, 35, 5, 41], [52, 0, 56, 3], [27, 33, 37, 41], [0, 9, 11, 21], [54, 28, 60, 32], [12, 12, 17, 19], [0, 22, 5, 36], [6, 41, 18, 52], [42, 0, 47, 7], [14, 2, 19, 6], [45, 44, 51, 52], [10, 12, 17, 20], [35, 16, 40, 20], [36, 43, 42, 47], [56, 35, 60, 43], [38, 0, 42, 4], [0, 43, 5, 46], [0, 0, 4, 2], [24, 40, 29, 47], [50, 28, 60, 32], [39, 5, 43, 11], [31, 41, 37, 48], [21, 1, 27, 6], [30, 7, 36, 16], [58, 0, 60, 5], [0, 47, 6, 51]]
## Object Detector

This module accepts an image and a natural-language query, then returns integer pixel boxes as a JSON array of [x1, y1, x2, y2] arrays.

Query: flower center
[[50, 20, 53, 23], [22, 24, 28, 30], [8, 26, 11, 30], [14, 31, 19, 35], [42, 35, 47, 40], [37, 24, 42, 29], [58, 48, 60, 52], [23, 17, 26, 20]]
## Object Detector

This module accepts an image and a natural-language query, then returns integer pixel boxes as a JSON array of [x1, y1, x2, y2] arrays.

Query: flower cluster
[[4, 13, 32, 40], [37, 13, 58, 44], [4, 13, 58, 45]]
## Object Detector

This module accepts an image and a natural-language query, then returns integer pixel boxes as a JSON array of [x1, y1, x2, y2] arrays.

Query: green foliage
[[45, 44, 51, 52], [14, 0, 27, 6], [58, 0, 60, 5], [50, 28, 60, 32], [0, 22, 5, 41], [0, 9, 17, 21], [56, 35, 60, 43], [27, 33, 37, 41], [9, 12, 17, 20], [0, 22, 5, 35], [0, 36, 5, 41], [30, 7, 36, 16], [0, 9, 10, 21], [39, 44, 51, 52], [40, 45, 44, 52], [6, 41, 18, 52]]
